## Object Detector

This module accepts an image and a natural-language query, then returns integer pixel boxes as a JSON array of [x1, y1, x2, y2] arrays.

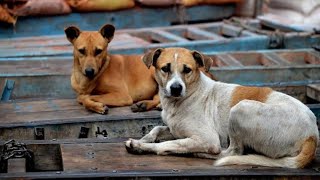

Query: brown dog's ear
[[99, 24, 115, 42], [192, 51, 213, 72], [64, 26, 81, 44], [142, 48, 163, 69]]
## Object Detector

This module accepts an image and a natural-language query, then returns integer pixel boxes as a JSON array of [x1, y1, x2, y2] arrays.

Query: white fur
[[165, 72, 186, 97], [126, 69, 319, 168], [174, 53, 178, 63]]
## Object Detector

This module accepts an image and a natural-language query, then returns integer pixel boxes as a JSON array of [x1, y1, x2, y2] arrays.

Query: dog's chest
[[161, 104, 207, 139]]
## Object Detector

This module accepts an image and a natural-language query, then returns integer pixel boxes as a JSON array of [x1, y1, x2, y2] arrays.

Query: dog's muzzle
[[85, 68, 95, 79], [170, 83, 183, 97]]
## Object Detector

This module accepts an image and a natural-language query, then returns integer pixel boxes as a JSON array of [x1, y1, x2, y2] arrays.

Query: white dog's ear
[[192, 51, 213, 72], [99, 24, 115, 42], [64, 26, 81, 44], [142, 48, 163, 69]]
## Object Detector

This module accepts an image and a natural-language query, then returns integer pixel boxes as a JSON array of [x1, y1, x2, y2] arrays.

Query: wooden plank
[[221, 24, 257, 37], [0, 21, 319, 58], [307, 84, 320, 102], [210, 66, 320, 86], [0, 99, 161, 128], [61, 143, 213, 172], [263, 52, 291, 66], [1, 75, 76, 100], [187, 27, 225, 40], [0, 59, 72, 75], [0, 33, 150, 50], [0, 50, 320, 100], [60, 142, 320, 175], [150, 30, 189, 43], [0, 5, 235, 39], [0, 99, 80, 113], [0, 34, 150, 58], [228, 53, 270, 66], [0, 85, 314, 141], [0, 137, 319, 178], [216, 54, 244, 66], [0, 116, 162, 140], [7, 158, 26, 173], [277, 51, 320, 65]]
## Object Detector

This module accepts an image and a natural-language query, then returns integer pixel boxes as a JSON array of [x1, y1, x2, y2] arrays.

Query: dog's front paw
[[96, 104, 109, 114], [155, 103, 162, 111], [125, 138, 145, 154], [131, 102, 147, 112]]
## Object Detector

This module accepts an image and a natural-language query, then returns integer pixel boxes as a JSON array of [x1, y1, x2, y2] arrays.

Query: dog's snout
[[85, 68, 95, 78], [170, 83, 182, 97]]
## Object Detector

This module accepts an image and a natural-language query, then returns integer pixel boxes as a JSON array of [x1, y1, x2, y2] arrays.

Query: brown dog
[[64, 24, 160, 114]]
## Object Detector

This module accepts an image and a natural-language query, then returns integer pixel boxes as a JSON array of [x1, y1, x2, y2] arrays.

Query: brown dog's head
[[65, 24, 115, 79], [143, 47, 213, 98]]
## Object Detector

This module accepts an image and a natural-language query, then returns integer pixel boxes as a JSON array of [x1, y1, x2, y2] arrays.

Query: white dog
[[125, 47, 319, 168]]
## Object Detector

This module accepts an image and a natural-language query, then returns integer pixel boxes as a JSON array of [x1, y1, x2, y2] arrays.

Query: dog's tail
[[214, 136, 317, 168]]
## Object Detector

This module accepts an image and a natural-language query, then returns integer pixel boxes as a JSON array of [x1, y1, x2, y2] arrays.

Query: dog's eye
[[183, 66, 192, 74], [161, 66, 170, 73], [78, 48, 85, 55], [95, 49, 103, 56]]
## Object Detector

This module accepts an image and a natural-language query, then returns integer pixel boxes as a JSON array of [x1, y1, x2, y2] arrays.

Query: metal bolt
[[112, 170, 117, 173], [56, 171, 61, 174]]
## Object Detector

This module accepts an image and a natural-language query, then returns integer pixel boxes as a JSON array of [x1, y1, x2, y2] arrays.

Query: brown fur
[[65, 24, 159, 114], [295, 136, 318, 168], [143, 48, 214, 88], [230, 86, 273, 108]]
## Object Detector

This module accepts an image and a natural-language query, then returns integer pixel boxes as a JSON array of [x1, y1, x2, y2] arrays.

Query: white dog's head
[[143, 47, 213, 98]]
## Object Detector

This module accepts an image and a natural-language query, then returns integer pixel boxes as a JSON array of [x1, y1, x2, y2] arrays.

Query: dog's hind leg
[[220, 115, 245, 157], [131, 93, 161, 112]]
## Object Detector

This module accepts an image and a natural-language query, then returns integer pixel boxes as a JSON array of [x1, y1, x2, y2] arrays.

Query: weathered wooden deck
[[1, 49, 320, 101], [0, 5, 236, 39], [0, 84, 319, 141], [1, 20, 319, 60], [1, 16, 320, 178], [0, 139, 320, 179]]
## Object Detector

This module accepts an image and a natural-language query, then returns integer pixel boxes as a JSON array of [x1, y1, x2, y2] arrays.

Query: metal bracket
[[95, 127, 108, 139], [1, 79, 15, 101], [79, 127, 90, 138], [34, 127, 45, 140]]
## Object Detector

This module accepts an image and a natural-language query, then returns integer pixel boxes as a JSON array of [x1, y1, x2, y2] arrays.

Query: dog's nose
[[170, 83, 182, 97], [85, 68, 95, 78]]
